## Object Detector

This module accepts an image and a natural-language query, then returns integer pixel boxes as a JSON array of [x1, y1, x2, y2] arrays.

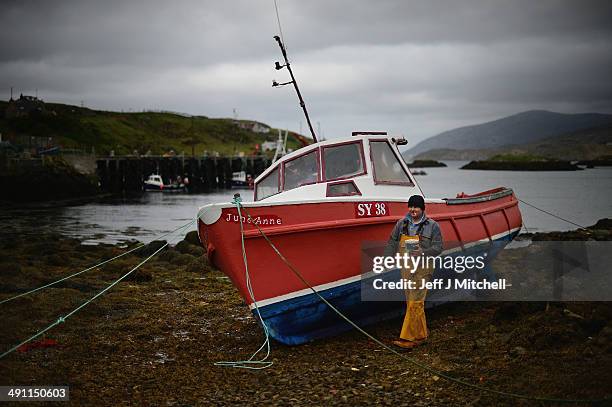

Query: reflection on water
[[0, 164, 610, 244], [0, 191, 250, 245]]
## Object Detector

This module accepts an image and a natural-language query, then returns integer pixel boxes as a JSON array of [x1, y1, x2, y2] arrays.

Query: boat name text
[[225, 213, 283, 225], [355, 202, 389, 218]]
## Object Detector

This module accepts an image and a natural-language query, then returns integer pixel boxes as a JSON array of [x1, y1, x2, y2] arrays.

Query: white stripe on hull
[[248, 226, 521, 310]]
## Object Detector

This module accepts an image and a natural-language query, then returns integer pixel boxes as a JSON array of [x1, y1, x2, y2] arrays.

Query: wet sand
[[0, 226, 611, 405]]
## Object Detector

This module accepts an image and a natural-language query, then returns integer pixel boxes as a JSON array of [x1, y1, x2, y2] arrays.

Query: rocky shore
[[405, 160, 447, 168], [461, 160, 581, 171], [0, 225, 610, 405], [577, 158, 612, 167]]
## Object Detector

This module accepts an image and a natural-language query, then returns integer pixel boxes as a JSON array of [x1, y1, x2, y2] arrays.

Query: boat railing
[[444, 187, 514, 205]]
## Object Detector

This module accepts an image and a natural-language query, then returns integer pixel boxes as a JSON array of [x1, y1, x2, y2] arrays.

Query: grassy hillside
[[0, 101, 307, 156]]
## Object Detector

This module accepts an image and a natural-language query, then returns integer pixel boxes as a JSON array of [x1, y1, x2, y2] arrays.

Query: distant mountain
[[403, 110, 612, 159], [411, 125, 612, 161]]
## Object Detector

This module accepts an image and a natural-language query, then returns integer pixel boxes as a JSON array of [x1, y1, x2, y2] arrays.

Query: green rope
[[0, 221, 193, 360], [215, 195, 273, 370], [0, 220, 196, 305], [238, 203, 610, 404]]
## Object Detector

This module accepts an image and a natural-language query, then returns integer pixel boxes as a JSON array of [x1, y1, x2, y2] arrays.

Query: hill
[[411, 125, 612, 161], [404, 110, 612, 159], [0, 100, 308, 156]]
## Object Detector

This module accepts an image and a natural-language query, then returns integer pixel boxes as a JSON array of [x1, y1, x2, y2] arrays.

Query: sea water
[[0, 164, 609, 244]]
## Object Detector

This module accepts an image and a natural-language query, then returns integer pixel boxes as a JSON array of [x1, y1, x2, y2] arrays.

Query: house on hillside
[[237, 120, 271, 134], [6, 94, 46, 118]]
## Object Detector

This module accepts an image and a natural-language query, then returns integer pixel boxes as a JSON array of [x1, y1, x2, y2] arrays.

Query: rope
[[0, 221, 193, 360], [214, 196, 272, 370], [518, 199, 586, 229], [238, 202, 609, 404], [0, 220, 196, 305], [521, 214, 530, 234]]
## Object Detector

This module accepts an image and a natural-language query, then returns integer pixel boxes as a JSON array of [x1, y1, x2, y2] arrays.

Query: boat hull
[[144, 183, 163, 191], [161, 184, 186, 193], [198, 188, 522, 345], [253, 228, 518, 345]]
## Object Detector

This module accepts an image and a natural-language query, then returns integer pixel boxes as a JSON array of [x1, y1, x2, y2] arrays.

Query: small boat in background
[[161, 182, 187, 193], [144, 174, 164, 191], [231, 171, 254, 189], [144, 174, 187, 192]]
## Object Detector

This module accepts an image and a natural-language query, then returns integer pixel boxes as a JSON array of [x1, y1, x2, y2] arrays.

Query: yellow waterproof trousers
[[399, 235, 434, 342], [400, 300, 428, 342]]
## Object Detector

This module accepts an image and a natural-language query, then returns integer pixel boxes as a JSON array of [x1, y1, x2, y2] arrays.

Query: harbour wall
[[96, 156, 272, 193]]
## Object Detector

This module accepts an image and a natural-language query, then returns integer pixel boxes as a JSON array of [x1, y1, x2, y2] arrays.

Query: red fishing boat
[[197, 132, 522, 344]]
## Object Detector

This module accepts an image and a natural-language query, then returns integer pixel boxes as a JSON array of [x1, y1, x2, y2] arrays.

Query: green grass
[[0, 101, 306, 156]]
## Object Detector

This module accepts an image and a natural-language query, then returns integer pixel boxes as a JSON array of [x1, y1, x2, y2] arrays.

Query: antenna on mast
[[272, 35, 318, 143]]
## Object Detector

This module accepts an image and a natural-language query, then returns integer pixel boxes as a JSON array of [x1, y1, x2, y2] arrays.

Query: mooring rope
[[0, 220, 196, 305], [214, 196, 273, 370], [519, 198, 586, 229], [0, 221, 194, 360], [237, 202, 609, 404]]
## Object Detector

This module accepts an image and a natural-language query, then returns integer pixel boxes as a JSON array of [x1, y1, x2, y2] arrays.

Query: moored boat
[[161, 183, 187, 193], [144, 174, 187, 192], [144, 174, 164, 191], [197, 133, 522, 344], [231, 171, 254, 189]]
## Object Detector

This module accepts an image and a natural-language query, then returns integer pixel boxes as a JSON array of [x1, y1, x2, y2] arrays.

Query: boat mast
[[272, 35, 318, 143]]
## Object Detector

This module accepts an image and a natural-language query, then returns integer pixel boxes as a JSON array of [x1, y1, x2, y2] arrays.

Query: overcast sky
[[1, 0, 611, 144]]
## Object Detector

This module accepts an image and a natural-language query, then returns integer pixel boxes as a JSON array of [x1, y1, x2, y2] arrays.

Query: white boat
[[143, 174, 164, 191], [231, 171, 253, 189]]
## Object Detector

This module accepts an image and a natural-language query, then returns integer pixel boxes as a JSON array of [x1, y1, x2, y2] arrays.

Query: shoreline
[[0, 193, 116, 209], [461, 160, 582, 171], [0, 223, 610, 404]]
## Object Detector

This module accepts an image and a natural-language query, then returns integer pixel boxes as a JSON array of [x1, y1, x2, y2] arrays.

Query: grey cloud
[[0, 0, 611, 143], [277, 1, 612, 49], [3, 1, 611, 63]]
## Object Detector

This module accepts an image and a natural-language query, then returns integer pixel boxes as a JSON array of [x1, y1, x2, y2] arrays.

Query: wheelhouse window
[[322, 142, 365, 181], [255, 167, 279, 200], [326, 180, 361, 197], [283, 150, 318, 191], [370, 141, 413, 185]]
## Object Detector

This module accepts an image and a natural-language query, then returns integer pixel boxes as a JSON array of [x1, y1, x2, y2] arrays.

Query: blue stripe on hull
[[254, 230, 520, 345]]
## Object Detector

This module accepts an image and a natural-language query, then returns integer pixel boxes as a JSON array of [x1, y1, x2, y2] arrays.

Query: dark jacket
[[384, 215, 443, 257]]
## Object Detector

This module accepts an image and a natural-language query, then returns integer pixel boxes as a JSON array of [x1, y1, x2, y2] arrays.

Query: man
[[384, 195, 442, 349]]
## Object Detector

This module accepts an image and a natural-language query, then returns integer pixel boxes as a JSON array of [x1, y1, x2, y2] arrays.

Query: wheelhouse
[[254, 134, 421, 201], [147, 175, 163, 184]]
